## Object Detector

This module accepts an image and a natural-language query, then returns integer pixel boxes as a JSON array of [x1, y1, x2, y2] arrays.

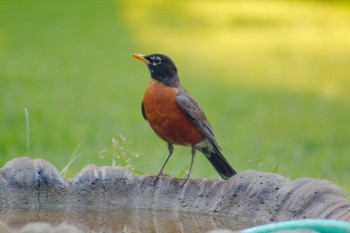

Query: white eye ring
[[151, 56, 162, 66]]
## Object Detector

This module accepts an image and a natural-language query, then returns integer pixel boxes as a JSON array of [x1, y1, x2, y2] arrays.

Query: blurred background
[[0, 1, 349, 191]]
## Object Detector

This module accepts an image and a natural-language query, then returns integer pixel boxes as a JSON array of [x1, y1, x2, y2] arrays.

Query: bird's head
[[131, 53, 179, 87]]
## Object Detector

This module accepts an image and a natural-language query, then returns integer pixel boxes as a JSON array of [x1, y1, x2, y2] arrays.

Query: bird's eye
[[151, 56, 162, 66]]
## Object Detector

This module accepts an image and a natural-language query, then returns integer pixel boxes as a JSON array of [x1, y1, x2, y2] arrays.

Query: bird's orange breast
[[142, 80, 203, 146]]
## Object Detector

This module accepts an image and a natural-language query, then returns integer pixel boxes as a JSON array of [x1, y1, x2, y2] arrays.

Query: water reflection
[[0, 207, 257, 233]]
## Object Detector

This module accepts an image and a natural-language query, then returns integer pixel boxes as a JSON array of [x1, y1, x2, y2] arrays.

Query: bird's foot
[[179, 174, 190, 187], [152, 172, 166, 185]]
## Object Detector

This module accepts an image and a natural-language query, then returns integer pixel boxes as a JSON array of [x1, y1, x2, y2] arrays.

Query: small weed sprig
[[24, 107, 30, 156], [99, 134, 144, 175], [61, 143, 84, 178]]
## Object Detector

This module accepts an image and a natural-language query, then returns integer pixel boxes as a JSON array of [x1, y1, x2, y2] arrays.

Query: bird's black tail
[[200, 147, 237, 180]]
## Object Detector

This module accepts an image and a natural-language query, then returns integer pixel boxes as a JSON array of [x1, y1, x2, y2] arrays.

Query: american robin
[[131, 53, 237, 184]]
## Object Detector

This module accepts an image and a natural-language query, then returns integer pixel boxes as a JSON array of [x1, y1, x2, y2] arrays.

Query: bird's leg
[[153, 143, 174, 184], [180, 145, 196, 187]]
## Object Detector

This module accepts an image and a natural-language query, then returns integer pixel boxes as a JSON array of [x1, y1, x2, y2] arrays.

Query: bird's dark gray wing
[[176, 88, 221, 150], [141, 102, 147, 120]]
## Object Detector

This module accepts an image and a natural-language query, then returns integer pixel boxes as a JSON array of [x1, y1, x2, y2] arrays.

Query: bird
[[131, 53, 237, 184]]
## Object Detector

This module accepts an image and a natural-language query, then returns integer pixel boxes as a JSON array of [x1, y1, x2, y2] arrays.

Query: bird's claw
[[152, 172, 166, 185], [179, 174, 190, 187]]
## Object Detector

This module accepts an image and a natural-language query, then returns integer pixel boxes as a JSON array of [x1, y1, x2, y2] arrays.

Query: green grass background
[[1, 1, 349, 191]]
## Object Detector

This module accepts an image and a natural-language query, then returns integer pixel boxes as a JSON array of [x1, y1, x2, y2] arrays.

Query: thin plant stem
[[24, 107, 30, 156]]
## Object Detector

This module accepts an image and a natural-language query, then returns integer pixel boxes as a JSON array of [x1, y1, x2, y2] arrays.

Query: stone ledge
[[0, 157, 349, 221], [0, 157, 349, 232]]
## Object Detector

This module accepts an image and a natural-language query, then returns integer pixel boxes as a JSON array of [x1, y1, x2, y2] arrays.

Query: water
[[0, 207, 258, 233]]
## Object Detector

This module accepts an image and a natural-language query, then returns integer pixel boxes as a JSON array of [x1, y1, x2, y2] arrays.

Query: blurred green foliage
[[0, 0, 349, 191]]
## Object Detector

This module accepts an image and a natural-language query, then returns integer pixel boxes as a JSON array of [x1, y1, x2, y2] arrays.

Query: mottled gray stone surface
[[0, 157, 349, 232], [0, 222, 83, 233], [0, 157, 68, 207]]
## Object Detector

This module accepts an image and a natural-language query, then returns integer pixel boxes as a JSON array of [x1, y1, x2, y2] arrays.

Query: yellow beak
[[131, 53, 150, 64]]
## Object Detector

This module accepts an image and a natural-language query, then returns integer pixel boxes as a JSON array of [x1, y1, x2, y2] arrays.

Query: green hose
[[242, 219, 350, 233]]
